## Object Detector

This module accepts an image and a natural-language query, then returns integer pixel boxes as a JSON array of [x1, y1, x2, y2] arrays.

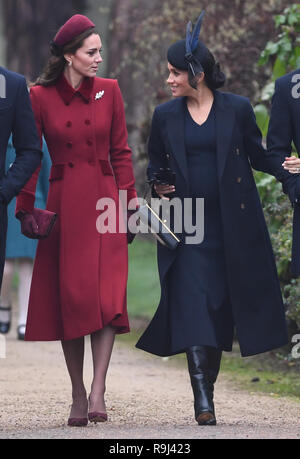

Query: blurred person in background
[[136, 11, 300, 426], [269, 69, 300, 277], [16, 15, 137, 428], [0, 136, 50, 340]]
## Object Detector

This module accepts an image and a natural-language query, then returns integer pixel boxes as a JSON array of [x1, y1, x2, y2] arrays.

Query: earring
[[67, 60, 72, 67]]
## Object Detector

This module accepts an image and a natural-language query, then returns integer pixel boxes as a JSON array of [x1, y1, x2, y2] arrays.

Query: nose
[[96, 52, 103, 63], [167, 73, 173, 84]]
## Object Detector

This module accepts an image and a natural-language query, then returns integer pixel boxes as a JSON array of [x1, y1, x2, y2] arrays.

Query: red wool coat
[[16, 75, 138, 341]]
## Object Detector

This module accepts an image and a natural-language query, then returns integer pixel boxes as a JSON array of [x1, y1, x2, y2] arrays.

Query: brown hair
[[33, 28, 98, 87]]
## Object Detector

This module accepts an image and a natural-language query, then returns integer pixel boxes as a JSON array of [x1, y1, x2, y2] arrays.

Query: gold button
[[237, 177, 242, 183], [241, 203, 245, 210]]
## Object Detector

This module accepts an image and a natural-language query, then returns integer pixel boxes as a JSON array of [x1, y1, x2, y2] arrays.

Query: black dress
[[167, 100, 234, 353]]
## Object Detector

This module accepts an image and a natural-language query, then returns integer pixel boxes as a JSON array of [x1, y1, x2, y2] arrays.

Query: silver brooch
[[95, 90, 105, 101]]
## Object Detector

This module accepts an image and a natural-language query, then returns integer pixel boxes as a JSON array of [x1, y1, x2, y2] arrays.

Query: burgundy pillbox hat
[[53, 14, 95, 48]]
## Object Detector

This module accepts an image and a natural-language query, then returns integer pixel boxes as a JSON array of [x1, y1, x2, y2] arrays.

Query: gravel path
[[0, 331, 299, 440]]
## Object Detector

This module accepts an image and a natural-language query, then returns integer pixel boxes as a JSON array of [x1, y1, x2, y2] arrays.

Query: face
[[66, 33, 103, 78], [167, 63, 191, 97]]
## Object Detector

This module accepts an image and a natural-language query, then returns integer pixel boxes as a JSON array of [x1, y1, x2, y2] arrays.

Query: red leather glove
[[18, 212, 39, 239]]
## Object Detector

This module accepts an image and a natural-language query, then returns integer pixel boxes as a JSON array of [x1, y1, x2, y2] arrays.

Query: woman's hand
[[282, 156, 300, 174], [17, 212, 39, 239], [154, 184, 176, 200]]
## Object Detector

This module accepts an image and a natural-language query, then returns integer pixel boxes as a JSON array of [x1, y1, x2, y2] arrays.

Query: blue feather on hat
[[186, 11, 205, 56]]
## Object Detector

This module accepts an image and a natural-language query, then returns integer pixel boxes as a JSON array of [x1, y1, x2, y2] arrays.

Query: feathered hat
[[167, 11, 208, 88]]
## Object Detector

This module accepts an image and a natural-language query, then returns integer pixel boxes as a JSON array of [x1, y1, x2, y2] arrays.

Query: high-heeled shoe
[[0, 305, 12, 335], [67, 398, 89, 427], [67, 417, 88, 427], [17, 324, 26, 341], [88, 395, 108, 423], [88, 412, 108, 423]]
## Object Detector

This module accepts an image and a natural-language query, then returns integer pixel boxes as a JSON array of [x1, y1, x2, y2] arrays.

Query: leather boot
[[186, 346, 221, 426], [206, 346, 222, 407]]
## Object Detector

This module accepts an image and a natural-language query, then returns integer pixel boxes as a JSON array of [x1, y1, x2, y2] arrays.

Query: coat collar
[[165, 91, 235, 186], [56, 73, 94, 105]]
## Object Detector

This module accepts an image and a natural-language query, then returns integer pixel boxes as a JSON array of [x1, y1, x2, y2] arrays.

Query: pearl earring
[[68, 60, 72, 67]]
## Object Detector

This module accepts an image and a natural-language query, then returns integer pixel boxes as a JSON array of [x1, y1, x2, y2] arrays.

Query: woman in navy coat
[[0, 67, 42, 290], [0, 136, 50, 339], [136, 12, 298, 426]]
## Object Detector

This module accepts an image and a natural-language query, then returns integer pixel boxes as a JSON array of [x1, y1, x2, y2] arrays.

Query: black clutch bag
[[136, 201, 180, 250], [134, 165, 180, 250]]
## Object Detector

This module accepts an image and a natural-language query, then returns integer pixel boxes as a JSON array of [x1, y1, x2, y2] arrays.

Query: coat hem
[[240, 339, 289, 358], [135, 341, 233, 358], [25, 323, 130, 342]]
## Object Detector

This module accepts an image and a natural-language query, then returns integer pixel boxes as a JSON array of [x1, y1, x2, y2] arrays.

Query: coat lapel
[[214, 91, 236, 181], [166, 98, 189, 187], [165, 92, 236, 187]]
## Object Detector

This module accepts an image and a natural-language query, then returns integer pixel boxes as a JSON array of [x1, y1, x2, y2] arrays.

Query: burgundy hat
[[50, 14, 95, 56]]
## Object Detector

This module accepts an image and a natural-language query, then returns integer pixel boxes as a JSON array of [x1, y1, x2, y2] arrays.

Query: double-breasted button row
[[68, 161, 95, 168], [66, 140, 94, 148], [65, 120, 91, 127]]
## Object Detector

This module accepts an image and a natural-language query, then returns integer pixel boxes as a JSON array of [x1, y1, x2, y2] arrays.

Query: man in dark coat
[[267, 69, 300, 276], [0, 67, 42, 288]]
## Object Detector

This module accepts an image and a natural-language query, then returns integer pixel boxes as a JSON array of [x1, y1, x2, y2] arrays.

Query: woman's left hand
[[282, 156, 300, 174]]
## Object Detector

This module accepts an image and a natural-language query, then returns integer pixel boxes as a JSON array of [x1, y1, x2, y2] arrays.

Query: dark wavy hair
[[200, 47, 226, 91], [33, 28, 98, 87]]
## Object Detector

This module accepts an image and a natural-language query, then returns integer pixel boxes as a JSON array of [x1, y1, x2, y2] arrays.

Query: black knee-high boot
[[186, 346, 222, 426], [206, 346, 222, 399]]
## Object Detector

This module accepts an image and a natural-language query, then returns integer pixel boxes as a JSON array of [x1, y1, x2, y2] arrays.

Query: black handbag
[[134, 160, 180, 249], [136, 198, 180, 250]]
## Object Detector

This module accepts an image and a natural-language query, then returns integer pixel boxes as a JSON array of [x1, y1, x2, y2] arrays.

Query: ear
[[197, 72, 205, 84], [64, 54, 72, 63]]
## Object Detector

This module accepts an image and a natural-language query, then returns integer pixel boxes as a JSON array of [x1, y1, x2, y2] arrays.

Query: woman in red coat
[[16, 15, 138, 427]]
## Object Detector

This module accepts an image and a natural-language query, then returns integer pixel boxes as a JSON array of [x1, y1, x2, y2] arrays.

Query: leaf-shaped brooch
[[95, 90, 105, 101]]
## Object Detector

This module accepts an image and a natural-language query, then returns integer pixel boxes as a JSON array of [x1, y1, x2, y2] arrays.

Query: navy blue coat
[[267, 69, 300, 276], [0, 67, 42, 284], [136, 90, 297, 358]]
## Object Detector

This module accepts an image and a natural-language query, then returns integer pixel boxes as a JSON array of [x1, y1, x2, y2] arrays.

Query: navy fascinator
[[167, 11, 209, 89], [185, 11, 205, 76]]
